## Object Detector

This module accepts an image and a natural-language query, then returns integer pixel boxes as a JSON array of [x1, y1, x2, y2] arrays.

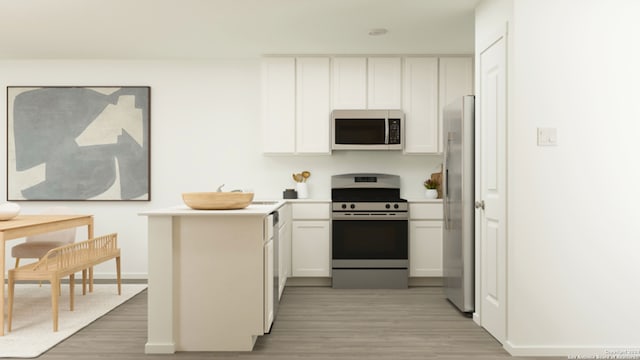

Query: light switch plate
[[537, 127, 557, 146]]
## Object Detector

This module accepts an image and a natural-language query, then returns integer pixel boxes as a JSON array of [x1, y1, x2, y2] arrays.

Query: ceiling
[[0, 0, 478, 60]]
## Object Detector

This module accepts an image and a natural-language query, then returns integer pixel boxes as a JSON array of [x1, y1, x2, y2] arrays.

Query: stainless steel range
[[331, 173, 408, 289]]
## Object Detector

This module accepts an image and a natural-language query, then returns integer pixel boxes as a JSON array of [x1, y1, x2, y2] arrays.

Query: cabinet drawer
[[292, 203, 330, 220], [409, 203, 443, 220]]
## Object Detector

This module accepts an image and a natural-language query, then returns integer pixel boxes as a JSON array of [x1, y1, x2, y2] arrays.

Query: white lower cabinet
[[292, 220, 330, 277], [409, 220, 443, 276], [409, 202, 444, 277], [291, 202, 331, 277], [263, 238, 274, 331], [278, 204, 292, 298]]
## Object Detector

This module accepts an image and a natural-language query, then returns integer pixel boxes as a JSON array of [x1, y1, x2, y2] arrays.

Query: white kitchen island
[[140, 202, 283, 354]]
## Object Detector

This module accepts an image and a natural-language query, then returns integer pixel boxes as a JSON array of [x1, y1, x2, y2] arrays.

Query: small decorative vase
[[0, 202, 21, 221], [424, 189, 438, 199], [295, 183, 309, 199]]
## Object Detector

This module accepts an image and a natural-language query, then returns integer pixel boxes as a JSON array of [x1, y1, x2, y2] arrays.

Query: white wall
[[0, 59, 442, 278], [478, 0, 640, 356]]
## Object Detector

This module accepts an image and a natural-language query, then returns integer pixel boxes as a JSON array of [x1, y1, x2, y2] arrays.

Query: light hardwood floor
[[35, 286, 561, 360]]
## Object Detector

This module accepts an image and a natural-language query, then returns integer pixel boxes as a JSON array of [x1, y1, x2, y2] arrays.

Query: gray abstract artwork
[[7, 87, 150, 201]]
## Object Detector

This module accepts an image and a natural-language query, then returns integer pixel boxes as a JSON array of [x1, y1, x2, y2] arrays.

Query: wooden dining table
[[0, 214, 93, 336]]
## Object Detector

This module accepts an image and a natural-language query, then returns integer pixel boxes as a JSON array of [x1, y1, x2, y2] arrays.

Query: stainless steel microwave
[[331, 109, 404, 150]]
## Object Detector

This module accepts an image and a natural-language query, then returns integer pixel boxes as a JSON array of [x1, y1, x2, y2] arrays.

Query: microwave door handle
[[384, 117, 390, 144]]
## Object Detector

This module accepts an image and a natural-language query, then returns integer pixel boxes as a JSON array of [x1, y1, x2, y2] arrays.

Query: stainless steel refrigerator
[[442, 95, 475, 314]]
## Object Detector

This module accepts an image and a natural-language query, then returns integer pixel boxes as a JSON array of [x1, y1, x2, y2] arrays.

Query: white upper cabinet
[[331, 57, 402, 110], [367, 57, 402, 109], [403, 57, 439, 154], [296, 57, 331, 154], [262, 57, 331, 154], [261, 57, 295, 153], [331, 57, 367, 109], [438, 57, 473, 152], [262, 55, 473, 155]]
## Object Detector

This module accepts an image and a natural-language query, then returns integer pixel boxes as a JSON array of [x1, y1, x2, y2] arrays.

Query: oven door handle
[[332, 213, 409, 221]]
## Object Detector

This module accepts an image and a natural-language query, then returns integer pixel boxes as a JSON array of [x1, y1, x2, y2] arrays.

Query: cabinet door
[[331, 57, 367, 109], [438, 57, 473, 152], [403, 57, 439, 153], [296, 57, 331, 153], [278, 220, 291, 298], [262, 57, 296, 153], [367, 57, 402, 109], [263, 238, 274, 332], [292, 220, 330, 277], [409, 220, 443, 277]]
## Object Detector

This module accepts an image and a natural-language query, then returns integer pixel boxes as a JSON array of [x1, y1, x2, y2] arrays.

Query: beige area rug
[[0, 283, 147, 358]]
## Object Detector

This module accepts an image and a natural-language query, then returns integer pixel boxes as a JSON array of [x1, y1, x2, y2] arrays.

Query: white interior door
[[477, 31, 507, 343]]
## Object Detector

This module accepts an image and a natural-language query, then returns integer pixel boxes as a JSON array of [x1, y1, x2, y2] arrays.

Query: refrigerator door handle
[[443, 168, 449, 230]]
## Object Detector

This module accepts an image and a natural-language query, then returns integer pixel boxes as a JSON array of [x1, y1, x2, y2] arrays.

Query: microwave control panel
[[388, 119, 401, 144]]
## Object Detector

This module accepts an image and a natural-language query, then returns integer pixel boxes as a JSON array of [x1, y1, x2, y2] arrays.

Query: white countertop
[[140, 201, 286, 217], [140, 198, 441, 217]]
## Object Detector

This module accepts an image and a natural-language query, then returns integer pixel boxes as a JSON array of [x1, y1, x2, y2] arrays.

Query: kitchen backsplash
[[226, 151, 444, 201]]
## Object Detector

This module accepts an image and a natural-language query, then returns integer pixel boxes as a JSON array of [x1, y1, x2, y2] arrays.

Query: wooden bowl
[[182, 192, 254, 210]]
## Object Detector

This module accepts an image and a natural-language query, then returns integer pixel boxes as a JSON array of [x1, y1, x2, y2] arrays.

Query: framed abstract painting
[[6, 86, 151, 201]]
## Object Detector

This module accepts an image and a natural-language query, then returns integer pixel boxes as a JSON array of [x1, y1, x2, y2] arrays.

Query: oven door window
[[334, 118, 385, 144], [332, 220, 408, 259]]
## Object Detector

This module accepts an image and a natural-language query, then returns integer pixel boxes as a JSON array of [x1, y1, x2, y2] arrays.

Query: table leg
[[1, 232, 5, 336]]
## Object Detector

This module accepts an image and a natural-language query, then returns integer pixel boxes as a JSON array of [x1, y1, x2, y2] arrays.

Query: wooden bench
[[7, 233, 121, 332]]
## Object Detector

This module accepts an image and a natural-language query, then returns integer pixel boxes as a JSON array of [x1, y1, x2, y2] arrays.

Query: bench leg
[[89, 266, 94, 293], [70, 274, 75, 311], [82, 269, 87, 295], [116, 256, 122, 295], [51, 278, 60, 332], [7, 273, 15, 332]]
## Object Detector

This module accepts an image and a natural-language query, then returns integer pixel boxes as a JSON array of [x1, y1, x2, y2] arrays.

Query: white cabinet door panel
[[261, 58, 295, 153], [438, 57, 473, 152], [296, 57, 331, 153], [263, 238, 274, 332], [367, 57, 402, 109], [331, 57, 367, 109], [292, 221, 330, 277], [403, 57, 439, 153], [410, 220, 443, 277]]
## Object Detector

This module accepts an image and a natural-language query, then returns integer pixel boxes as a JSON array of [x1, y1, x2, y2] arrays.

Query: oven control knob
[[341, 204, 347, 209], [394, 204, 399, 209], [350, 204, 356, 209], [385, 204, 391, 209]]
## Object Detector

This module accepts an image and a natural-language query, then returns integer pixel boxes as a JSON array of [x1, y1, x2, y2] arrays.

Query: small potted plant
[[424, 179, 439, 199]]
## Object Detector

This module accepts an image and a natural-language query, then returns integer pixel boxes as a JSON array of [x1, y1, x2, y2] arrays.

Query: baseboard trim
[[504, 340, 640, 357], [285, 277, 444, 287], [145, 342, 176, 354], [286, 277, 331, 286], [409, 277, 443, 287]]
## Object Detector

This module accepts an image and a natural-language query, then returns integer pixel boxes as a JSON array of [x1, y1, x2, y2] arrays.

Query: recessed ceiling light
[[368, 28, 388, 36]]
